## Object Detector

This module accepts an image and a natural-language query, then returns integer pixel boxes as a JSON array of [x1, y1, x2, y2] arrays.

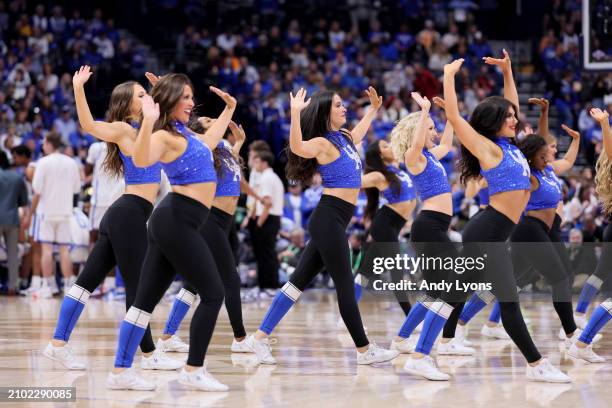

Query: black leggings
[[455, 206, 541, 363], [132, 193, 224, 367], [593, 224, 612, 282], [358, 205, 411, 315], [288, 195, 369, 348], [75, 194, 155, 353], [183, 206, 245, 338], [410, 210, 463, 338], [550, 214, 574, 284], [511, 216, 576, 335]]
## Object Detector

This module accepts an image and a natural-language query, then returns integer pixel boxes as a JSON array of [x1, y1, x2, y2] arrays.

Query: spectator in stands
[[53, 106, 77, 145]]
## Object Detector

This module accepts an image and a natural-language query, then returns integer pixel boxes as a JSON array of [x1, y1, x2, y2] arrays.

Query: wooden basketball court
[[0, 291, 610, 407]]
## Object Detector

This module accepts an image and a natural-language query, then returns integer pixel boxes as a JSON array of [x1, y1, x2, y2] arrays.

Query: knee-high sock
[[576, 275, 603, 314], [415, 300, 454, 355], [459, 290, 495, 324], [259, 282, 301, 335], [579, 299, 612, 345], [488, 301, 501, 324], [398, 295, 434, 338], [115, 307, 151, 368], [353, 274, 368, 303], [115, 267, 124, 288], [163, 288, 197, 336], [53, 285, 91, 341]]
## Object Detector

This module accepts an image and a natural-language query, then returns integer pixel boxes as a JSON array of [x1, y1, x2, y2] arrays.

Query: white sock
[[31, 275, 42, 288]]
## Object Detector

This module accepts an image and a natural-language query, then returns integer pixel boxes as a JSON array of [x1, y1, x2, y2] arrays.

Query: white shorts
[[35, 215, 72, 246], [89, 205, 109, 231]]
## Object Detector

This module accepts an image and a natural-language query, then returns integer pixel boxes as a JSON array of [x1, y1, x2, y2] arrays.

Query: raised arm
[[228, 121, 246, 158], [528, 97, 550, 138], [590, 108, 611, 159], [551, 124, 580, 174], [361, 171, 386, 189], [443, 59, 499, 166], [289, 88, 327, 159], [132, 95, 165, 167], [73, 65, 131, 143], [350, 86, 383, 144], [484, 49, 519, 115], [429, 96, 454, 160], [404, 92, 431, 166], [197, 87, 237, 150]]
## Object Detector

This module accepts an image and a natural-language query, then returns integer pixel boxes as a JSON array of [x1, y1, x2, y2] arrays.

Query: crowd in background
[[0, 1, 610, 296]]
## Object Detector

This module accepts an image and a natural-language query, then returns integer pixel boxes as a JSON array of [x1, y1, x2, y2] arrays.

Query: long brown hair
[[150, 73, 194, 134], [285, 90, 354, 183], [103, 81, 139, 177]]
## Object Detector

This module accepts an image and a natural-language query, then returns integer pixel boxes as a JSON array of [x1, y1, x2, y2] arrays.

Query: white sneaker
[[562, 328, 602, 348], [43, 342, 86, 370], [567, 343, 605, 363], [140, 349, 184, 370], [245, 334, 276, 364], [106, 367, 156, 390], [455, 325, 473, 346], [258, 289, 278, 300], [390, 338, 416, 354], [403, 355, 450, 381], [437, 338, 475, 356], [481, 324, 510, 339], [525, 358, 571, 383], [356, 343, 399, 365], [177, 365, 228, 392], [231, 338, 251, 353], [574, 314, 587, 330], [157, 335, 189, 353], [33, 285, 53, 299]]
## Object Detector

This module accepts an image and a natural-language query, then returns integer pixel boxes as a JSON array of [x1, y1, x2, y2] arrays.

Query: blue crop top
[[160, 121, 216, 186], [407, 149, 451, 201], [215, 140, 241, 197], [480, 137, 531, 196], [381, 165, 416, 204], [525, 165, 562, 211], [119, 151, 161, 185], [318, 130, 362, 188], [478, 186, 489, 206]]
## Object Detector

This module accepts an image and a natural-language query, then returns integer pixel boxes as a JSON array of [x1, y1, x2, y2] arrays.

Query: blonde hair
[[543, 132, 557, 145], [595, 153, 612, 215], [389, 111, 423, 161]]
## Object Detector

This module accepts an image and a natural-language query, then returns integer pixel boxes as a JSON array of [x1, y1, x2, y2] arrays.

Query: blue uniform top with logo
[[161, 121, 216, 185], [214, 139, 241, 197], [381, 165, 416, 204], [407, 148, 451, 201], [318, 130, 362, 189], [525, 165, 562, 211], [480, 137, 531, 195]]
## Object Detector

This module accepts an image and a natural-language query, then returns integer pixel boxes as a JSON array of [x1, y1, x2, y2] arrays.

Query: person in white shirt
[[252, 150, 284, 296], [29, 133, 81, 297], [85, 142, 124, 241]]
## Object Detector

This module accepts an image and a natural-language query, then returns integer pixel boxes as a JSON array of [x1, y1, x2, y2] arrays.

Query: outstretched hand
[[444, 59, 464, 76], [210, 86, 237, 109], [411, 92, 431, 111], [141, 95, 160, 122], [145, 72, 162, 86], [561, 124, 580, 139], [589, 107, 610, 124], [365, 86, 383, 111], [229, 121, 246, 144], [483, 49, 512, 73], [433, 96, 446, 110], [290, 88, 311, 113], [73, 65, 93, 87], [528, 97, 549, 111]]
